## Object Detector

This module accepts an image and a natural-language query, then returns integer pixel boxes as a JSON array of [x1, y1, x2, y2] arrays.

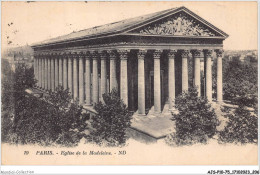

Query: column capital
[[215, 49, 224, 57], [57, 52, 63, 58], [167, 50, 177, 59], [191, 49, 203, 57], [108, 50, 117, 60], [84, 51, 91, 60], [78, 52, 86, 59], [91, 51, 99, 60], [46, 53, 52, 58], [180, 49, 190, 57], [153, 50, 163, 59], [99, 50, 108, 60], [118, 49, 129, 60], [203, 49, 213, 57], [72, 52, 80, 59], [137, 49, 147, 60]]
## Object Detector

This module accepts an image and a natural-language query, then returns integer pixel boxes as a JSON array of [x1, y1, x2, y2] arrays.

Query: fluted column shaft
[[85, 53, 91, 105], [109, 51, 117, 92], [34, 57, 37, 86], [47, 57, 51, 90], [168, 50, 176, 110], [153, 50, 162, 113], [181, 50, 189, 92], [216, 49, 223, 102], [192, 50, 202, 96], [41, 57, 45, 89], [38, 57, 41, 88], [51, 57, 55, 91], [54, 57, 59, 89], [44, 57, 48, 90], [68, 57, 73, 94], [36, 57, 39, 86], [73, 54, 79, 100], [205, 50, 213, 102], [92, 52, 99, 104], [63, 56, 68, 89], [137, 50, 146, 115], [119, 50, 128, 106], [78, 55, 84, 104], [58, 57, 63, 86], [100, 52, 107, 102]]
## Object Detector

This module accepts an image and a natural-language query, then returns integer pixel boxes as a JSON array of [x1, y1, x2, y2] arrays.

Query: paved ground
[[130, 102, 231, 143]]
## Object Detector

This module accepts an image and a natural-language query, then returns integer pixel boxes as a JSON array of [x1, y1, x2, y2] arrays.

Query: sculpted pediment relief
[[129, 12, 220, 37]]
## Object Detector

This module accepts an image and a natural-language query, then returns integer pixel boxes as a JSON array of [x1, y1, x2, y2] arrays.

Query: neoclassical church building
[[32, 6, 228, 116]]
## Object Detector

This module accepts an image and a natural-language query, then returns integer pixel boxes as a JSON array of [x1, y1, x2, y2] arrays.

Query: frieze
[[130, 12, 217, 37]]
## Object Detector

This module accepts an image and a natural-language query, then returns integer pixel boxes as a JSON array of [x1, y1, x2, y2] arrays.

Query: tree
[[11, 86, 89, 146], [2, 61, 36, 143], [90, 89, 132, 146], [218, 106, 258, 144], [1, 62, 89, 146], [166, 87, 220, 146], [222, 57, 257, 108]]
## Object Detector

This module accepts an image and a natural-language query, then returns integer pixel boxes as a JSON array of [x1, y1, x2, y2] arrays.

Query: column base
[[84, 103, 92, 106], [217, 100, 223, 104]]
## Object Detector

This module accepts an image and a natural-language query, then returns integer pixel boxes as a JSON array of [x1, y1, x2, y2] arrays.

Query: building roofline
[[31, 6, 229, 48]]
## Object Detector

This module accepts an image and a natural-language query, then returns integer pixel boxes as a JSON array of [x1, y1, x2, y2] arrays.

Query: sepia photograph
[[1, 1, 258, 169]]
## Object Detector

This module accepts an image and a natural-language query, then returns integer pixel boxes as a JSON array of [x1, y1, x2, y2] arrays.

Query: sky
[[1, 1, 258, 51]]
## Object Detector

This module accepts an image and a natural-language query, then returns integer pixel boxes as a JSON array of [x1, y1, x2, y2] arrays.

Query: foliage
[[2, 61, 36, 143], [11, 86, 89, 146], [1, 61, 89, 146], [90, 89, 132, 146], [218, 106, 258, 144], [166, 87, 220, 146], [222, 58, 257, 108]]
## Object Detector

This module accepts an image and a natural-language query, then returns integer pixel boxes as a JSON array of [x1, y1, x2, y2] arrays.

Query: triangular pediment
[[126, 10, 226, 37]]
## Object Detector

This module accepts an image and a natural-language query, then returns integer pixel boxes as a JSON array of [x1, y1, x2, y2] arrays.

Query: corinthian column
[[168, 50, 176, 110], [58, 55, 63, 86], [38, 57, 42, 88], [63, 54, 68, 89], [51, 55, 55, 91], [34, 56, 37, 86], [108, 50, 117, 92], [181, 50, 189, 92], [44, 55, 48, 90], [78, 53, 84, 105], [118, 50, 129, 106], [54, 55, 59, 89], [153, 50, 162, 113], [192, 49, 202, 96], [85, 52, 91, 105], [204, 49, 213, 102], [100, 51, 107, 102], [41, 55, 45, 89], [92, 51, 99, 104], [68, 55, 73, 94], [137, 50, 146, 115], [48, 56, 51, 90], [216, 49, 223, 103], [73, 53, 79, 100]]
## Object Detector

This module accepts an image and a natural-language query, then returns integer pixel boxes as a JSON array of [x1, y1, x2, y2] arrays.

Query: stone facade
[[32, 6, 228, 115]]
